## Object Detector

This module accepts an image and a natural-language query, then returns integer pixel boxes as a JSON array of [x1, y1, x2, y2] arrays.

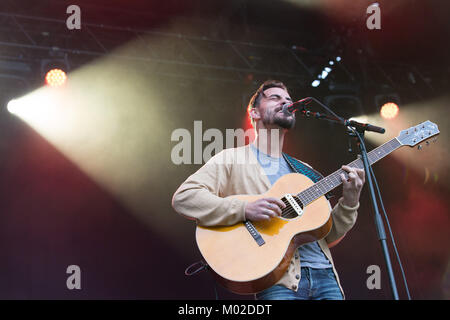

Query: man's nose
[[280, 98, 291, 106]]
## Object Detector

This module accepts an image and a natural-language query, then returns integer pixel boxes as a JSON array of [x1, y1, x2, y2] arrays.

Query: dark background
[[0, 0, 449, 299]]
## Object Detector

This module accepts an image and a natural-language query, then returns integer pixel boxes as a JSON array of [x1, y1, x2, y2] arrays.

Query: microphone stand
[[301, 97, 400, 300]]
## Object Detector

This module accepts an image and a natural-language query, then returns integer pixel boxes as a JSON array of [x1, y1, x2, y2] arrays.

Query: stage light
[[45, 68, 67, 87], [41, 54, 70, 87], [336, 56, 342, 62], [7, 99, 18, 114], [380, 102, 399, 119], [312, 64, 335, 87]]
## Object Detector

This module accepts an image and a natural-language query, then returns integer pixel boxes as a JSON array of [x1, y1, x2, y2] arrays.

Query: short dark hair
[[247, 80, 288, 126]]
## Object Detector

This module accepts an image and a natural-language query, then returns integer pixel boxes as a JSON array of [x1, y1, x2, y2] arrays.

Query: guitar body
[[195, 173, 333, 295]]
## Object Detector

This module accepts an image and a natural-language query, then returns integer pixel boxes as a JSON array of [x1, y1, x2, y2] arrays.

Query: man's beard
[[274, 115, 296, 129], [262, 111, 296, 129]]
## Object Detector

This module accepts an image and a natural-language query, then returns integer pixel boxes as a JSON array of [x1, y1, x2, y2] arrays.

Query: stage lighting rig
[[41, 53, 70, 87], [45, 68, 67, 87], [311, 57, 341, 87], [380, 102, 399, 119], [375, 93, 401, 119]]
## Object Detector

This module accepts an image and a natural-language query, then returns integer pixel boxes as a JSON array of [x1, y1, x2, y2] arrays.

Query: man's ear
[[249, 108, 260, 122]]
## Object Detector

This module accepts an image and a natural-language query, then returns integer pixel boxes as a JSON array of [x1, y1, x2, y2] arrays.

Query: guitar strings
[[276, 139, 400, 219], [280, 197, 303, 218], [278, 176, 341, 218], [277, 151, 380, 219]]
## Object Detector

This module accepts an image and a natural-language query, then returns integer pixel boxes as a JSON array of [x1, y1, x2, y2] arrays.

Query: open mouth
[[275, 106, 283, 113]]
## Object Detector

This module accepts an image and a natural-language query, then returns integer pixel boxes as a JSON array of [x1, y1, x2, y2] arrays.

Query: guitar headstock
[[397, 120, 440, 148]]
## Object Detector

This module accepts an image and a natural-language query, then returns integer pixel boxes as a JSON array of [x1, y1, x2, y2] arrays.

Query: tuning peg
[[418, 144, 423, 150], [426, 141, 430, 146]]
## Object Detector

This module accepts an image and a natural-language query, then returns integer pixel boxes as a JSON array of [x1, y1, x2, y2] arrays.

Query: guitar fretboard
[[297, 138, 401, 206]]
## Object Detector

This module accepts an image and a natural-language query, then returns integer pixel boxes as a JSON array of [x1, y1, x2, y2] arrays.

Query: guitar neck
[[297, 137, 402, 206]]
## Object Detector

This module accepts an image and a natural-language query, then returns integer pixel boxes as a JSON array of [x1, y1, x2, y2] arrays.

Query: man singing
[[172, 80, 365, 300]]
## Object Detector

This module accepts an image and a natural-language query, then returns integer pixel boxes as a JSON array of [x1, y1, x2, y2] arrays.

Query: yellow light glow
[[354, 97, 449, 190], [7, 99, 18, 114], [380, 102, 399, 119], [45, 68, 67, 87], [9, 49, 188, 254]]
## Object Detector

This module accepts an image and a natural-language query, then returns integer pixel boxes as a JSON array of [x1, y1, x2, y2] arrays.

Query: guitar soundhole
[[281, 196, 303, 219]]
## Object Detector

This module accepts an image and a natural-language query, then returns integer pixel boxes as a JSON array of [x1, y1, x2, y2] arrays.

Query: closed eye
[[268, 94, 281, 100], [268, 94, 292, 102]]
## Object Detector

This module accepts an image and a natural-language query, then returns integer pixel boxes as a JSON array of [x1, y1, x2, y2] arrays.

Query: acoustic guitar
[[195, 121, 440, 294]]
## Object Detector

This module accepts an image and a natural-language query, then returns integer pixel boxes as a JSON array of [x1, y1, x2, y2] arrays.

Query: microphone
[[282, 97, 313, 113], [346, 120, 386, 134], [282, 95, 386, 134]]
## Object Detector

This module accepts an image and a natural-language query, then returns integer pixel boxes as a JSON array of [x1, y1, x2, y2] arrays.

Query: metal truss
[[0, 8, 438, 106], [0, 11, 320, 86]]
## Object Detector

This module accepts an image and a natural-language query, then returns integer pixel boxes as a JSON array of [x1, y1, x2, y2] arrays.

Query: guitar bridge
[[244, 221, 265, 246]]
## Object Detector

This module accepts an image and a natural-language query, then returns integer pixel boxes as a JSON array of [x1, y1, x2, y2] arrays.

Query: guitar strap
[[282, 153, 334, 200]]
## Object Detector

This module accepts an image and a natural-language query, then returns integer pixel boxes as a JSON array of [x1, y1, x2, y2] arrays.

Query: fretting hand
[[340, 165, 365, 207]]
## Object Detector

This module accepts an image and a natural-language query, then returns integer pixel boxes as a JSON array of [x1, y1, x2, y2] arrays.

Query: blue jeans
[[255, 267, 343, 300]]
